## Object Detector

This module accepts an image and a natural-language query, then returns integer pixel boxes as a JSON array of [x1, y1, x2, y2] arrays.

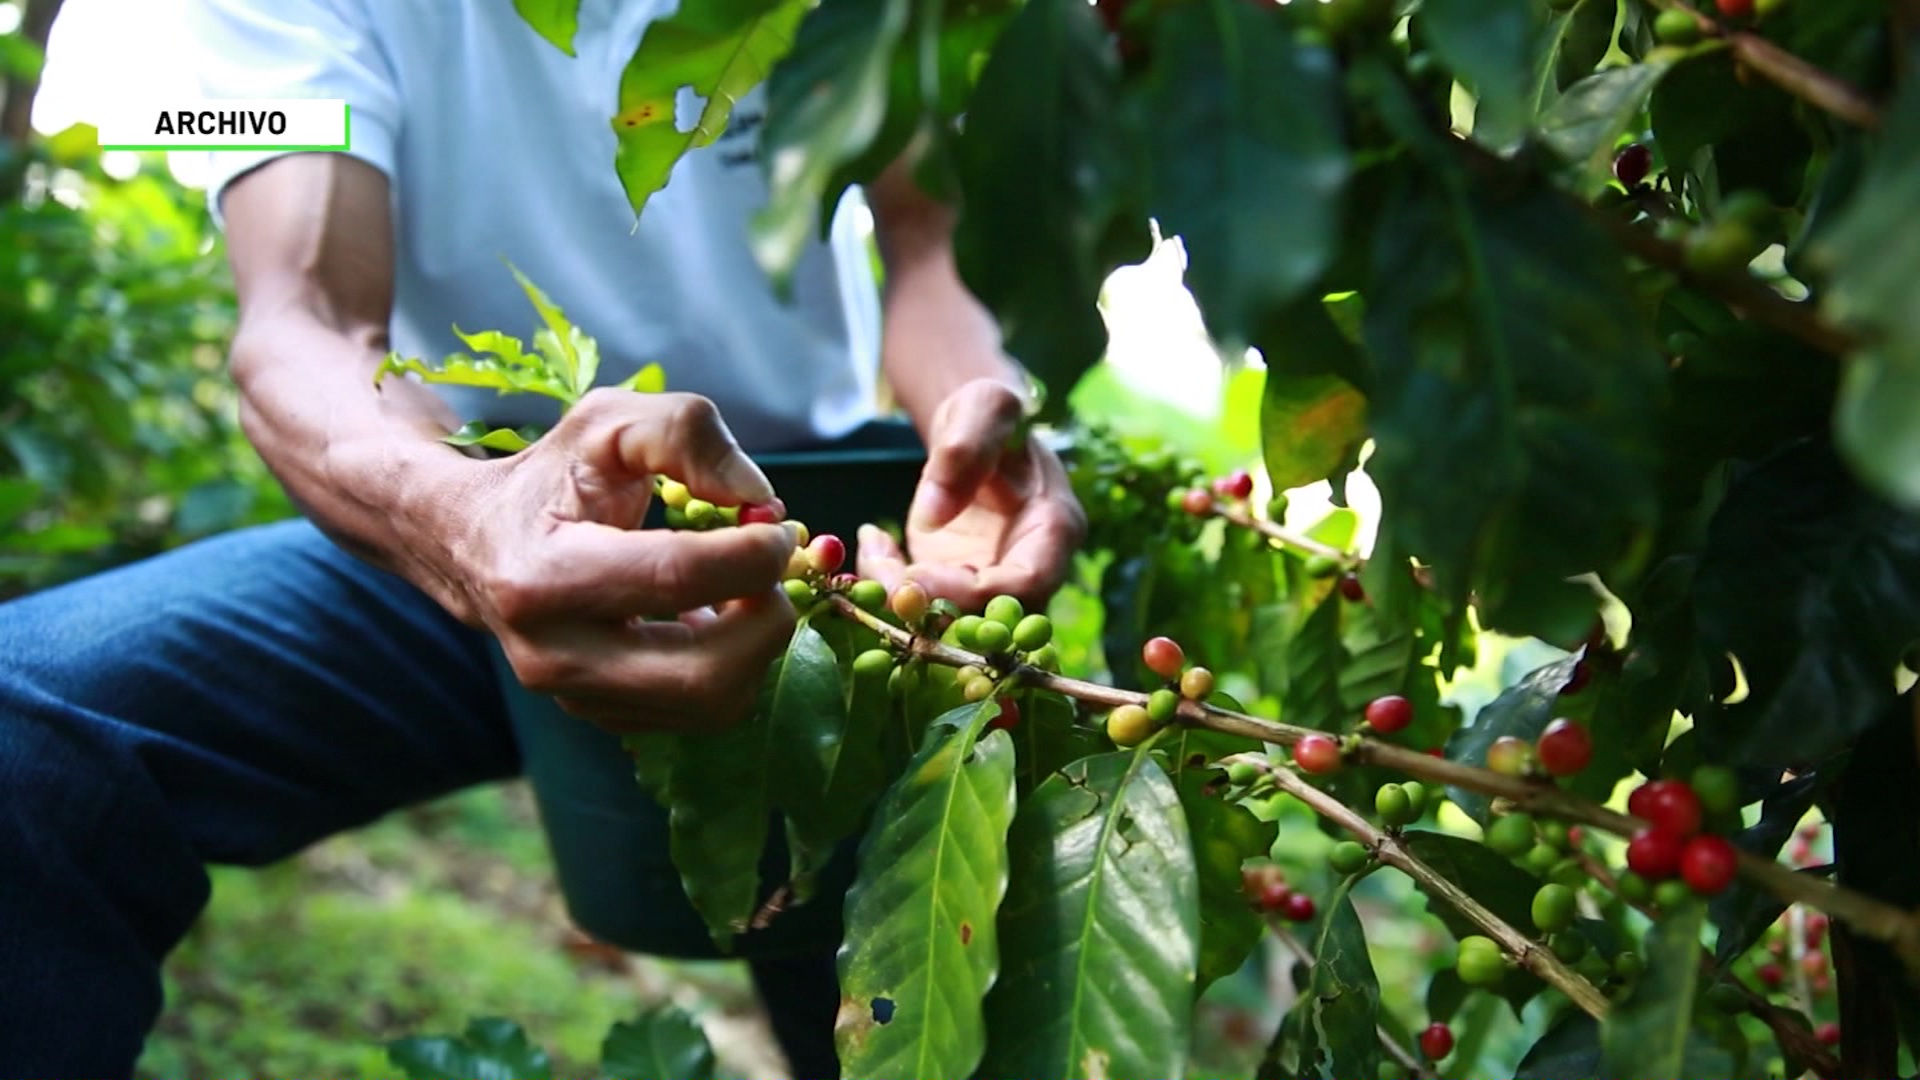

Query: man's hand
[[455, 389, 801, 733], [857, 379, 1085, 612]]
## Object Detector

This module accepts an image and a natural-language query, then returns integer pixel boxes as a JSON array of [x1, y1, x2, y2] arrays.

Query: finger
[[564, 388, 778, 507], [911, 385, 1024, 532], [894, 561, 994, 612], [855, 524, 911, 592], [500, 520, 800, 621]]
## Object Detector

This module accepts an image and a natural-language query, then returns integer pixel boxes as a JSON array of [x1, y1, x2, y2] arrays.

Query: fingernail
[[723, 454, 776, 505]]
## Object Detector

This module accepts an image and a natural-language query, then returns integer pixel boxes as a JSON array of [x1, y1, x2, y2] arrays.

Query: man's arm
[[220, 153, 801, 731]]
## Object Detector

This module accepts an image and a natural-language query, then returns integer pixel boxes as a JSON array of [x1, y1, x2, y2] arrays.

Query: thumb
[[911, 385, 1024, 531]]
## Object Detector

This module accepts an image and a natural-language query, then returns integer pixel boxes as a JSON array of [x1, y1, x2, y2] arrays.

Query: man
[[0, 0, 1085, 1074]]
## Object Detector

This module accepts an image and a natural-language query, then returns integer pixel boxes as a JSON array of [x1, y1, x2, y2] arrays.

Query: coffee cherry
[[853, 648, 895, 681], [782, 578, 815, 608], [1757, 961, 1784, 987], [964, 675, 996, 702], [1576, 952, 1611, 984], [808, 534, 847, 575], [1816, 1022, 1840, 1046], [1222, 469, 1255, 500], [1338, 573, 1366, 602], [1717, 0, 1753, 17], [1267, 494, 1289, 521], [1330, 841, 1372, 875], [663, 505, 690, 529], [955, 665, 984, 685], [1486, 813, 1537, 858], [1654, 8, 1701, 45], [890, 581, 930, 625], [1142, 636, 1186, 679], [1637, 780, 1703, 838], [1626, 781, 1656, 820], [1685, 219, 1762, 275], [739, 500, 785, 525], [1550, 931, 1588, 963], [1376, 784, 1416, 827], [1540, 821, 1572, 851], [1028, 644, 1061, 672], [1364, 694, 1413, 735], [1613, 951, 1644, 981], [683, 498, 718, 527], [1293, 734, 1342, 774], [988, 696, 1021, 730], [1523, 843, 1561, 876], [1226, 761, 1263, 786], [1400, 781, 1429, 818], [849, 579, 888, 613], [1180, 488, 1214, 516], [1805, 912, 1829, 946], [1107, 704, 1155, 747], [789, 521, 811, 549], [1179, 666, 1215, 700], [1487, 735, 1537, 777], [1257, 880, 1292, 913], [1302, 554, 1342, 579], [1012, 613, 1053, 651], [1614, 143, 1653, 187], [1627, 828, 1685, 880], [1548, 858, 1586, 888], [1654, 878, 1695, 910], [1456, 936, 1507, 987], [972, 619, 1013, 655], [1681, 834, 1737, 895], [984, 594, 1024, 629], [1280, 892, 1316, 922], [1419, 1023, 1454, 1061], [1691, 765, 1740, 815], [1537, 718, 1593, 777], [658, 477, 692, 509], [1147, 688, 1181, 724], [1532, 883, 1577, 933], [1800, 950, 1826, 977]]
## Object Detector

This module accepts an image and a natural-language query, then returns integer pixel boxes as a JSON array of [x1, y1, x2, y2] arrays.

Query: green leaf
[[375, 353, 574, 404], [611, 0, 812, 215], [1651, 51, 1807, 186], [1015, 690, 1108, 798], [450, 327, 533, 369], [599, 1008, 717, 1079], [513, 0, 581, 55], [507, 265, 594, 395], [0, 478, 38, 527], [952, 0, 1146, 417], [1175, 769, 1275, 993], [1283, 885, 1381, 1080], [1420, 0, 1537, 149], [1692, 441, 1920, 766], [1535, 0, 1618, 111], [1360, 171, 1665, 647], [1141, 1, 1348, 347], [1281, 595, 1346, 734], [751, 0, 913, 282], [1539, 61, 1674, 196], [442, 422, 534, 453], [1260, 373, 1367, 492], [1599, 900, 1707, 1079], [1813, 77, 1920, 508], [1443, 654, 1581, 823], [766, 622, 855, 854], [1709, 776, 1818, 966], [615, 363, 668, 393], [836, 706, 1018, 1080], [980, 751, 1199, 1079], [622, 732, 681, 804], [1400, 832, 1540, 945], [1516, 1013, 1601, 1080], [387, 1018, 554, 1080], [660, 692, 779, 948]]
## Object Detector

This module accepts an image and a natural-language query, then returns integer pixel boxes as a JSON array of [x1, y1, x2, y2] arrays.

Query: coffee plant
[[384, 0, 1920, 1076]]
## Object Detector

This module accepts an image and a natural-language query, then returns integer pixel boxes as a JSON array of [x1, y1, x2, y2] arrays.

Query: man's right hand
[[453, 388, 801, 733], [220, 154, 793, 734]]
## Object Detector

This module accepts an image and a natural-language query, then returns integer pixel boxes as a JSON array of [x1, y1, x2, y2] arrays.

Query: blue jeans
[[0, 519, 840, 1076]]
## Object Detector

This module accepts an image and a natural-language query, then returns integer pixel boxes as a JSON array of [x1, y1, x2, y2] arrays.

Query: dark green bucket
[[490, 420, 926, 959]]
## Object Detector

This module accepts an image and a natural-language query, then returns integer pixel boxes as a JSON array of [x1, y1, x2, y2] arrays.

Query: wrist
[[321, 431, 497, 622]]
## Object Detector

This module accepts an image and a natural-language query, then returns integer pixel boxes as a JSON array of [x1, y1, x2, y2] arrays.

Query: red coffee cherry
[[1280, 891, 1317, 922], [1364, 694, 1413, 735], [1717, 0, 1754, 17], [1222, 469, 1254, 499], [739, 499, 786, 525], [807, 533, 847, 576], [1637, 779, 1704, 839], [1680, 834, 1738, 895], [1180, 488, 1214, 516], [1338, 573, 1366, 602], [1536, 718, 1593, 777], [1626, 828, 1685, 880], [1757, 962, 1783, 988], [1816, 1022, 1840, 1046], [1293, 734, 1342, 775], [1419, 1022, 1454, 1061], [1142, 636, 1185, 679], [1613, 143, 1652, 187]]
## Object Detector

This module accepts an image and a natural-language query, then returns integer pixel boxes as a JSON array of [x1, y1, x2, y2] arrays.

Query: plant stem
[[1642, 0, 1881, 129], [824, 596, 1920, 973], [1248, 757, 1613, 1020], [1210, 504, 1352, 563], [1268, 928, 1438, 1079]]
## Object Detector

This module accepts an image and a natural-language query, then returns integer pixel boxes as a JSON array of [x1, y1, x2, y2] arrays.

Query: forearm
[[231, 309, 485, 620]]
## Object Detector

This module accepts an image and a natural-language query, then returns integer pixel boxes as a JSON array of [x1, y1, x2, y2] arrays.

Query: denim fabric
[[0, 519, 840, 1077]]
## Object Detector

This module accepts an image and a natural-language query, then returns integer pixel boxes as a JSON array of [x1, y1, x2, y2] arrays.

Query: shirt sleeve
[[181, 0, 401, 225]]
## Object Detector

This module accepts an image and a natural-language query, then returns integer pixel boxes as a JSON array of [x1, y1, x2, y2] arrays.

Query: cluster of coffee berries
[[1106, 636, 1214, 747], [1622, 769, 1740, 897], [1485, 717, 1594, 781], [1241, 862, 1316, 923], [1171, 467, 1258, 519], [1484, 811, 1590, 888], [655, 476, 788, 532], [1067, 427, 1210, 550]]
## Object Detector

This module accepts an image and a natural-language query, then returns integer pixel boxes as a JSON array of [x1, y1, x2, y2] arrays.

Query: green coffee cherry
[[849, 579, 888, 613], [984, 594, 1025, 629], [964, 675, 996, 702], [1576, 953, 1611, 985], [1549, 859, 1586, 889], [1654, 7, 1701, 44], [1616, 871, 1651, 904], [664, 505, 690, 529], [1613, 951, 1644, 981], [1147, 688, 1181, 724], [853, 649, 895, 681], [1376, 784, 1416, 827], [1329, 841, 1373, 876], [1226, 761, 1263, 786], [1523, 843, 1561, 876], [1303, 554, 1342, 579], [1456, 936, 1508, 988], [1691, 764, 1741, 815], [951, 615, 985, 650], [1532, 884, 1577, 933], [1549, 932, 1588, 964], [1540, 821, 1571, 851], [1654, 879, 1694, 911], [1266, 494, 1289, 521], [782, 579, 815, 608], [718, 505, 741, 526], [684, 498, 717, 527], [973, 620, 1012, 655], [1028, 644, 1061, 672], [1486, 813, 1537, 858], [1013, 613, 1053, 651], [1400, 782, 1429, 818]]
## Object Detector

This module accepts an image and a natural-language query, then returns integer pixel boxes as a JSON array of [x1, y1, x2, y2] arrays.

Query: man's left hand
[[857, 379, 1085, 612]]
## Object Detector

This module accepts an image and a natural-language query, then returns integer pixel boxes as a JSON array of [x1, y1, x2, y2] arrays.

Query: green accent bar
[[100, 103, 353, 153]]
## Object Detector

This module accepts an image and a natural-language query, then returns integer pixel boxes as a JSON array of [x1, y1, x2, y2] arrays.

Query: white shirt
[[184, 0, 882, 451]]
